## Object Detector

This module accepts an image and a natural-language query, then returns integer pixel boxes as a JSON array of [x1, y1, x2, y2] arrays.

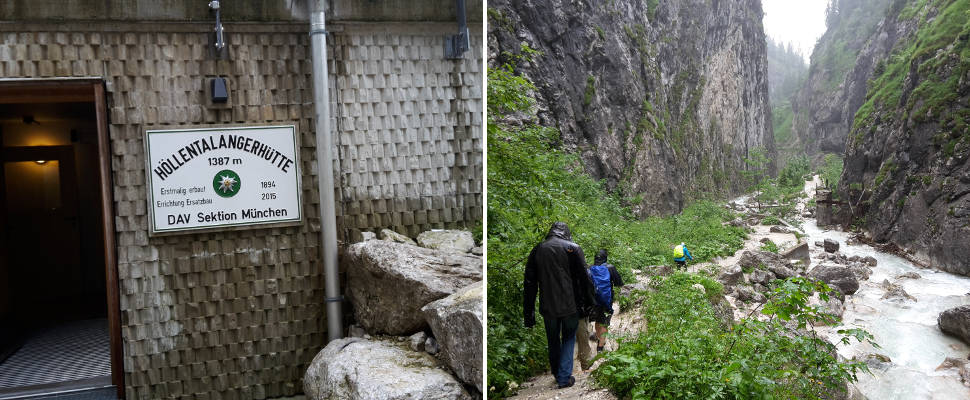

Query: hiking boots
[[557, 376, 575, 389]]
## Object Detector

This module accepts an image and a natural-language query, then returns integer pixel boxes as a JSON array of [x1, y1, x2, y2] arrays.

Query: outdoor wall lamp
[[209, 1, 225, 51], [211, 77, 228, 103]]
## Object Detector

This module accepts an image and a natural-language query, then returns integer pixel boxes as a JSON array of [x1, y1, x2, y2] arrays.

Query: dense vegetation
[[487, 60, 872, 399], [595, 276, 875, 399]]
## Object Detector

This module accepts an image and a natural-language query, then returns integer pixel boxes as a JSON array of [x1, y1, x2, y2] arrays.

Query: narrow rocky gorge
[[488, 0, 774, 216], [779, 0, 970, 277]]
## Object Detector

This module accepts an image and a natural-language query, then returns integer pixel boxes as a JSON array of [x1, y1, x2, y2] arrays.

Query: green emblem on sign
[[213, 169, 241, 197]]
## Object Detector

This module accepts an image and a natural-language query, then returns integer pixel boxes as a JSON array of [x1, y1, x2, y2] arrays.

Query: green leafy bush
[[760, 239, 779, 253], [761, 216, 782, 225], [595, 276, 875, 399]]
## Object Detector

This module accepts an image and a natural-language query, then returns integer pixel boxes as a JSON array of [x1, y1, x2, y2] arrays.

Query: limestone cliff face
[[787, 0, 892, 163], [839, 0, 970, 276], [488, 0, 774, 216]]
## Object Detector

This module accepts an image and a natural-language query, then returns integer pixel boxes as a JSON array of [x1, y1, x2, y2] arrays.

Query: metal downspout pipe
[[310, 1, 342, 342]]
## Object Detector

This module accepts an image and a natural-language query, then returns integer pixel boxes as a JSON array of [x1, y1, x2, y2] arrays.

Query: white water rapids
[[803, 220, 970, 399]]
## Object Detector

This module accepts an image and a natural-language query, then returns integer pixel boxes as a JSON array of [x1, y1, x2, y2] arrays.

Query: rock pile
[[304, 229, 484, 399], [718, 250, 808, 303]]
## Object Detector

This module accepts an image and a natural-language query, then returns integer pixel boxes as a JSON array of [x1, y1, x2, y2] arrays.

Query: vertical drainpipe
[[310, 0, 342, 342]]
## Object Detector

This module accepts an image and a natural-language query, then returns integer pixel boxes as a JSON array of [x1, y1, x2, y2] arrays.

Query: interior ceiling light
[[35, 160, 47, 164]]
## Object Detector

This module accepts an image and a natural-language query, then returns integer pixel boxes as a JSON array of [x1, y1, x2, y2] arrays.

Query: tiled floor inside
[[0, 319, 113, 399]]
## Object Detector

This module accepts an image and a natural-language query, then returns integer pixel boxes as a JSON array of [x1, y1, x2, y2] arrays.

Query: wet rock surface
[[824, 239, 840, 253], [880, 279, 917, 302], [939, 306, 970, 345]]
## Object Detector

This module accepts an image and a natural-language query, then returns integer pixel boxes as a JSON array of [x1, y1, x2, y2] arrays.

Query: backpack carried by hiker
[[588, 264, 613, 308]]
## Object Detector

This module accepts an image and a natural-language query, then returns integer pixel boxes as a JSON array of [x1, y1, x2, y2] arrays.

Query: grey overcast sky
[[761, 0, 829, 63]]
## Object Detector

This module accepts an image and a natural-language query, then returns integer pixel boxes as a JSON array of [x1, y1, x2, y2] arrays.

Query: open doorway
[[0, 81, 122, 399]]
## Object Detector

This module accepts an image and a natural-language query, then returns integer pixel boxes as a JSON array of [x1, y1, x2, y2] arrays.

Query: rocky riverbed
[[505, 177, 970, 399]]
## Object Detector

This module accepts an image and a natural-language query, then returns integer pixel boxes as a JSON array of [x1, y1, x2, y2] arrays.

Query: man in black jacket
[[524, 222, 595, 389]]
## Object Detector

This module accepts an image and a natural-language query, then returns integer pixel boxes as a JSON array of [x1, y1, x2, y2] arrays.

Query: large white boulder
[[422, 281, 483, 392], [346, 240, 482, 335], [304, 338, 470, 400]]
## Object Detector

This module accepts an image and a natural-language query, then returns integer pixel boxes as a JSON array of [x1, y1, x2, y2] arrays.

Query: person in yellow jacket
[[673, 242, 693, 269]]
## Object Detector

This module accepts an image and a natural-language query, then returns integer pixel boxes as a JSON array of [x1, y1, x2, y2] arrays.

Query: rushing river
[[802, 220, 970, 399]]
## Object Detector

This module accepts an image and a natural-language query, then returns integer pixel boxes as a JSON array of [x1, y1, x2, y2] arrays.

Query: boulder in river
[[823, 239, 840, 253], [304, 337, 470, 400], [939, 305, 970, 345], [864, 353, 893, 372], [862, 255, 878, 266], [847, 262, 872, 281], [809, 264, 859, 298], [880, 279, 916, 302], [346, 240, 482, 335], [895, 271, 921, 280], [935, 357, 970, 386], [416, 230, 476, 253], [421, 281, 483, 392]]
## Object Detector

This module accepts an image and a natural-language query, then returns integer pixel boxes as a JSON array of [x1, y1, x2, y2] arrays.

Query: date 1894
[[261, 180, 276, 200]]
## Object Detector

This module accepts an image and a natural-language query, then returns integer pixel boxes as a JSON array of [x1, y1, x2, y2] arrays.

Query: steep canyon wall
[[488, 0, 774, 216]]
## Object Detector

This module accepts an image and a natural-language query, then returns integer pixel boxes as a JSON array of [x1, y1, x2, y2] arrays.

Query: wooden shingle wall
[[0, 20, 482, 399]]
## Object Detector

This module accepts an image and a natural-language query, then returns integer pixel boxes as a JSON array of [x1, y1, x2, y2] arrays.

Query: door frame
[[0, 78, 123, 398]]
